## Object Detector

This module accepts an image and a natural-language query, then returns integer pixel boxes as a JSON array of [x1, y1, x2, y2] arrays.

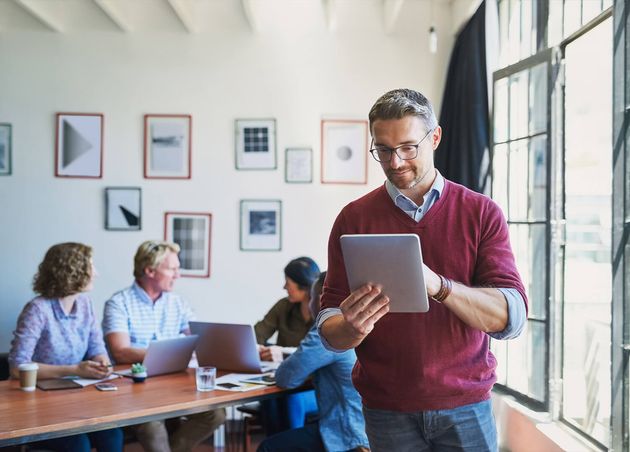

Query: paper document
[[215, 373, 271, 392], [72, 374, 119, 387]]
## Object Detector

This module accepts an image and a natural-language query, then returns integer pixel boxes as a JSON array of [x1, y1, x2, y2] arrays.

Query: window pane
[[491, 339, 508, 385], [498, 0, 510, 68], [520, 0, 534, 58], [581, 0, 602, 25], [494, 78, 509, 143], [504, 321, 544, 401], [510, 223, 547, 320], [528, 321, 546, 401], [530, 135, 547, 221], [506, 325, 528, 393], [547, 0, 563, 46], [563, 0, 582, 38], [529, 62, 548, 135], [508, 0, 521, 66], [509, 71, 529, 140], [562, 18, 612, 446], [492, 143, 509, 217], [509, 140, 529, 220]]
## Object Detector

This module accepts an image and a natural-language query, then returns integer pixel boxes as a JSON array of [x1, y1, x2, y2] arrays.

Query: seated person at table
[[255, 256, 321, 362], [103, 240, 225, 452], [254, 257, 321, 434], [8, 242, 123, 452], [257, 272, 370, 452]]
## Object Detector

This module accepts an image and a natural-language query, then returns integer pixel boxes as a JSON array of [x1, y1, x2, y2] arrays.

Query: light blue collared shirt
[[318, 172, 527, 351], [102, 282, 195, 350]]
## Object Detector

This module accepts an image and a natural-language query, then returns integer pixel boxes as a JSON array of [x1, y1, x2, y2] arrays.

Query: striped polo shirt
[[102, 281, 195, 349]]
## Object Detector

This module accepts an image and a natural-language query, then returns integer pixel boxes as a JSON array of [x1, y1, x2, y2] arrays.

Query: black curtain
[[435, 1, 489, 193]]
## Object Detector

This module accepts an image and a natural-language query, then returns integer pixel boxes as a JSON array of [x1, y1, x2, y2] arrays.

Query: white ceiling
[[0, 0, 462, 35]]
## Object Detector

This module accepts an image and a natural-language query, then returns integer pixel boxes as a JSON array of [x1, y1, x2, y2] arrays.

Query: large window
[[492, 0, 624, 449], [491, 56, 550, 408], [562, 18, 612, 446]]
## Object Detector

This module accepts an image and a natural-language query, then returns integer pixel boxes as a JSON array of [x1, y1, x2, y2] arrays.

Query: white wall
[[0, 0, 476, 352]]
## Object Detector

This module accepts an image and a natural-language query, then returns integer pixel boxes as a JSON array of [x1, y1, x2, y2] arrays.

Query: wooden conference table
[[0, 368, 305, 447]]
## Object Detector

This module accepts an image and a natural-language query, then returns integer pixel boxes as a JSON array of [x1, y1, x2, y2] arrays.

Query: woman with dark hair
[[9, 242, 123, 452], [255, 256, 321, 362], [254, 257, 321, 435]]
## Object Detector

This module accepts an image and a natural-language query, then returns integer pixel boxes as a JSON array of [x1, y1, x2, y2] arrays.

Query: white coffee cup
[[18, 362, 38, 391]]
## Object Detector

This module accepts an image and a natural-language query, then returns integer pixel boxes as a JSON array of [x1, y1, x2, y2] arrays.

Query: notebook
[[117, 335, 199, 377], [190, 321, 277, 373], [340, 233, 430, 313]]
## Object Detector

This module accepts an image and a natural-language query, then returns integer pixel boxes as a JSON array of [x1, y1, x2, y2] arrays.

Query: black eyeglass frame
[[369, 128, 434, 162]]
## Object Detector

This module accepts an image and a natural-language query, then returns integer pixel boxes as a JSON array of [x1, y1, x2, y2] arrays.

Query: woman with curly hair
[[8, 242, 123, 452]]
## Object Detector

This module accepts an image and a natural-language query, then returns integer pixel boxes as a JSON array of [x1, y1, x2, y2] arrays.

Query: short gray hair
[[368, 89, 438, 134]]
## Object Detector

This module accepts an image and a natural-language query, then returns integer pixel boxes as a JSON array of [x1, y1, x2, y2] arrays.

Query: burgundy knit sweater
[[321, 180, 527, 411]]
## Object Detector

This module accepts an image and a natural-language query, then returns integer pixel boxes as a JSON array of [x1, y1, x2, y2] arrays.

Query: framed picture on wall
[[285, 148, 312, 183], [144, 114, 192, 179], [55, 113, 103, 178], [240, 199, 282, 251], [321, 119, 368, 184], [0, 123, 11, 176], [235, 118, 277, 170], [164, 212, 212, 278], [105, 187, 142, 231]]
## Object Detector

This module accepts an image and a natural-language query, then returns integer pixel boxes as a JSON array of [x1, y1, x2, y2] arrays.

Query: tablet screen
[[340, 233, 429, 313]]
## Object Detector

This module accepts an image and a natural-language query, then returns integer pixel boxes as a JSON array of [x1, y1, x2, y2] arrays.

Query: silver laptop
[[117, 335, 199, 377], [190, 321, 276, 373]]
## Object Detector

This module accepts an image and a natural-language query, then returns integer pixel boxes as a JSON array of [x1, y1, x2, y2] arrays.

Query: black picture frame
[[105, 187, 142, 231]]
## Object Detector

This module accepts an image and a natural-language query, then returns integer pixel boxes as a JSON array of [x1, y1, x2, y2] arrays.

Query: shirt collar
[[385, 170, 444, 207], [132, 281, 161, 305]]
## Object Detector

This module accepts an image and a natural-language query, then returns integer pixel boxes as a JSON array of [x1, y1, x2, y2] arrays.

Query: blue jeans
[[363, 399, 497, 452], [257, 422, 325, 452], [36, 427, 123, 452]]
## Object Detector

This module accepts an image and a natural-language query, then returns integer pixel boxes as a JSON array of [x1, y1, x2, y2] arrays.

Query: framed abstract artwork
[[240, 199, 282, 251], [0, 123, 11, 176], [55, 113, 103, 178], [320, 119, 368, 184], [144, 114, 192, 179], [164, 212, 212, 278], [105, 187, 142, 231], [285, 147, 312, 183], [235, 118, 277, 170]]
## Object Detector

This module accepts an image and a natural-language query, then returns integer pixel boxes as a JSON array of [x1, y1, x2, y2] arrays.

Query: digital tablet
[[340, 233, 429, 313]]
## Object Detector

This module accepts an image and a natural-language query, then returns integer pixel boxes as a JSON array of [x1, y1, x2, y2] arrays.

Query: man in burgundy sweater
[[318, 89, 527, 451]]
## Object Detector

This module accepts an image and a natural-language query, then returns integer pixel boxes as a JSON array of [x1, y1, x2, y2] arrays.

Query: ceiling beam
[[166, 0, 196, 33], [13, 0, 63, 32], [383, 0, 405, 34], [93, 0, 132, 32], [240, 0, 259, 32], [322, 0, 336, 32]]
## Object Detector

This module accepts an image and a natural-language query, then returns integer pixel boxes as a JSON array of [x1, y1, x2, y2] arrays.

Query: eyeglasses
[[369, 129, 434, 162]]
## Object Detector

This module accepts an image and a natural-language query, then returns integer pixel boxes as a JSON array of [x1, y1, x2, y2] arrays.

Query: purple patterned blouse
[[8, 294, 108, 368]]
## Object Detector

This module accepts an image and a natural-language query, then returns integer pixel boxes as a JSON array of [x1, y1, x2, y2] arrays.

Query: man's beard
[[387, 167, 432, 190]]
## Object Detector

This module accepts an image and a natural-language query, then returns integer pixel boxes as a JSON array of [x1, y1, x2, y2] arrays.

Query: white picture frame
[[144, 114, 192, 179], [240, 199, 282, 251], [164, 212, 212, 278], [235, 118, 277, 170], [321, 119, 368, 184], [285, 148, 313, 183], [55, 113, 103, 178]]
